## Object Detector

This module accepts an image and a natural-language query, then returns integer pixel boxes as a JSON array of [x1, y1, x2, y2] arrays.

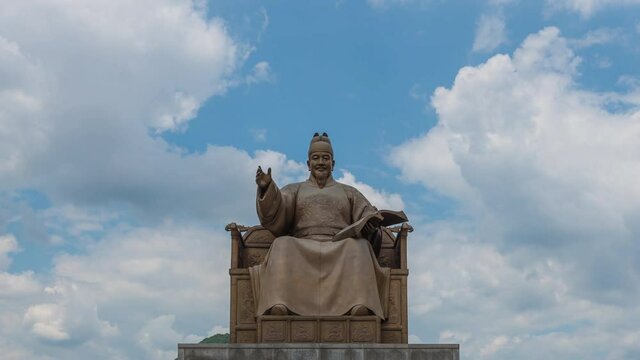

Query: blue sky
[[1, 1, 640, 359]]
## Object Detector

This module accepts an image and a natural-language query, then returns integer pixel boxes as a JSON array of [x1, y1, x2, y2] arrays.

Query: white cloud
[[0, 236, 41, 298], [336, 170, 405, 210], [480, 335, 509, 357], [406, 221, 640, 359], [137, 315, 201, 359], [0, 271, 41, 297], [0, 223, 228, 359], [545, 0, 640, 17], [154, 93, 200, 133], [0, 0, 277, 225], [472, 12, 507, 53], [392, 27, 640, 358], [24, 303, 71, 341]]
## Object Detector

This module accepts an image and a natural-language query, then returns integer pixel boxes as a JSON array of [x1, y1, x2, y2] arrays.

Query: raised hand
[[256, 166, 272, 192]]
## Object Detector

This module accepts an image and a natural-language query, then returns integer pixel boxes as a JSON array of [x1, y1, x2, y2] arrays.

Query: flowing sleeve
[[256, 181, 298, 237], [344, 185, 378, 224]]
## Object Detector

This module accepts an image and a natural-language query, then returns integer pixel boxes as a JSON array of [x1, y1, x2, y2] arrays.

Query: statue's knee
[[270, 236, 293, 253]]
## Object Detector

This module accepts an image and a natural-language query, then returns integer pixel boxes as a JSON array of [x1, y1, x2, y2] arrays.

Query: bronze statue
[[249, 132, 401, 319]]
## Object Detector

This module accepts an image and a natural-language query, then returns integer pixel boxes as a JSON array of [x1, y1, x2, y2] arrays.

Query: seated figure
[[249, 132, 397, 319]]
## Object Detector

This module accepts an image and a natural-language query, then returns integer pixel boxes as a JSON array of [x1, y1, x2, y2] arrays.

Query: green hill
[[199, 333, 229, 344]]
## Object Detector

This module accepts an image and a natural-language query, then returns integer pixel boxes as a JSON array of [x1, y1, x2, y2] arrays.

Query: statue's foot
[[269, 304, 290, 315], [350, 305, 370, 316]]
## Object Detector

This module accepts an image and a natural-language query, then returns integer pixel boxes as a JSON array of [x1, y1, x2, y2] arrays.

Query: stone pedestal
[[177, 343, 459, 360]]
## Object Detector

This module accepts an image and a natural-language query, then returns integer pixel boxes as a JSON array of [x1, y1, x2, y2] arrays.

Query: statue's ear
[[306, 159, 311, 170], [332, 159, 335, 169]]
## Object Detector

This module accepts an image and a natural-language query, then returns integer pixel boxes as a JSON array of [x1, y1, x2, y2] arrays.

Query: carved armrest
[[387, 223, 412, 271], [226, 223, 276, 269], [225, 223, 250, 244], [226, 223, 251, 269]]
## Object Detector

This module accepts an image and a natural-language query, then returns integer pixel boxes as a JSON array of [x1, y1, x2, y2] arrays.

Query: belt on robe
[[292, 226, 342, 239]]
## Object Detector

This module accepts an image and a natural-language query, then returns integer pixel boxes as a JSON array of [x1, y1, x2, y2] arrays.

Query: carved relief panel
[[320, 321, 346, 343], [387, 279, 401, 325], [261, 321, 287, 342], [291, 320, 316, 342], [350, 321, 377, 342], [236, 279, 255, 325]]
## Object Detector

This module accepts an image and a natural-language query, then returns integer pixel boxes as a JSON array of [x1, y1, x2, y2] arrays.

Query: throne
[[226, 222, 412, 344]]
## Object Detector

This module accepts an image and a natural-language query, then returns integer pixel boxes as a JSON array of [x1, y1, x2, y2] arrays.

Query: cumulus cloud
[[0, 234, 42, 298], [392, 27, 640, 358], [0, 271, 41, 297], [0, 0, 308, 226], [337, 170, 405, 210], [406, 220, 640, 359], [137, 315, 202, 359], [0, 0, 266, 224], [0, 224, 228, 359]]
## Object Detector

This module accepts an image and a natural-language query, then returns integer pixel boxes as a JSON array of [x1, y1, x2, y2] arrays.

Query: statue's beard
[[312, 168, 331, 187]]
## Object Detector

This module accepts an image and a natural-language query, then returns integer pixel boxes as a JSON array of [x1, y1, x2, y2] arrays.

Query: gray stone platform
[[177, 343, 459, 360]]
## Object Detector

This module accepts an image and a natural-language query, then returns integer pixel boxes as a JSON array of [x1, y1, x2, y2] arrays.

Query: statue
[[248, 132, 405, 319]]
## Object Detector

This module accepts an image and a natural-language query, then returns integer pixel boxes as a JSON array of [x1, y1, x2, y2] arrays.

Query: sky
[[0, 0, 639, 359]]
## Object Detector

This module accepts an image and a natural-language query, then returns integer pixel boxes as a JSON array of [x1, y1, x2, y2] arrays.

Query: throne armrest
[[226, 223, 250, 269], [387, 223, 412, 271], [226, 223, 276, 269]]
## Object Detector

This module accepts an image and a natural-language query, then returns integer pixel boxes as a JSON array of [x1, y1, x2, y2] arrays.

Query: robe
[[249, 177, 390, 319]]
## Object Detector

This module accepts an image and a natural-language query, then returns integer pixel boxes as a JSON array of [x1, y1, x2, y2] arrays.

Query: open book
[[332, 209, 408, 242]]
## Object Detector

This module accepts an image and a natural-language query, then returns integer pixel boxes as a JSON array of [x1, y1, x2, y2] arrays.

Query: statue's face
[[307, 151, 334, 178]]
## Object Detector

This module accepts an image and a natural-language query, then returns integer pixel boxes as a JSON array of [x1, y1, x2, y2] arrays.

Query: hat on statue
[[308, 132, 333, 156]]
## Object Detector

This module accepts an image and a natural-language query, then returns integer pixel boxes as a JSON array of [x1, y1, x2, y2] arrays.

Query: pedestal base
[[177, 343, 460, 360], [258, 315, 380, 343]]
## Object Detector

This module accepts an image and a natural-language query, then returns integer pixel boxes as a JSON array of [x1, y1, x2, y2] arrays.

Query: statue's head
[[307, 132, 335, 183]]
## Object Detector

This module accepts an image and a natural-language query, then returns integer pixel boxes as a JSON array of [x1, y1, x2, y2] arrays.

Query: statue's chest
[[295, 185, 350, 225]]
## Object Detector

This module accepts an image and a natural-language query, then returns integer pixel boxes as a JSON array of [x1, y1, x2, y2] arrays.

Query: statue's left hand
[[361, 217, 380, 239], [362, 218, 383, 256]]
